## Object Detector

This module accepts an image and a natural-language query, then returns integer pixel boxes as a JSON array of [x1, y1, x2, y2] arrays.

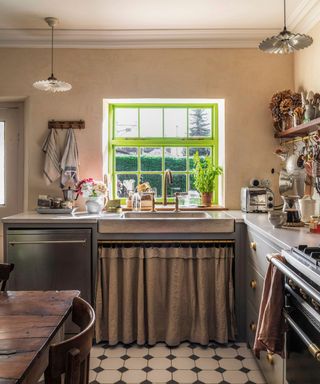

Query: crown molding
[[287, 0, 320, 33], [0, 28, 281, 49]]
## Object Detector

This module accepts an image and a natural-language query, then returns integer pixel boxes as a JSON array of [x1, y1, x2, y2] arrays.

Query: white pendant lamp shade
[[259, 0, 313, 54], [33, 17, 72, 92]]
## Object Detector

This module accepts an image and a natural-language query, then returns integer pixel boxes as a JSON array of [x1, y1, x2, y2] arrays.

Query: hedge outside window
[[108, 104, 219, 204]]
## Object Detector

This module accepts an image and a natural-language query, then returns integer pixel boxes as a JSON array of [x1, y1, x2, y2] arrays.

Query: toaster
[[241, 187, 274, 213]]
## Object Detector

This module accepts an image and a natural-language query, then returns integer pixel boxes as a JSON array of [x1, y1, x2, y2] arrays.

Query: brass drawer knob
[[299, 288, 308, 300], [266, 352, 274, 365], [288, 279, 296, 289], [250, 242, 257, 251], [311, 299, 320, 311], [249, 322, 257, 332], [250, 280, 257, 289]]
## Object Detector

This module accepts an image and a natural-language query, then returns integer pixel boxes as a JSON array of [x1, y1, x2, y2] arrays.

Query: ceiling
[[0, 0, 319, 48]]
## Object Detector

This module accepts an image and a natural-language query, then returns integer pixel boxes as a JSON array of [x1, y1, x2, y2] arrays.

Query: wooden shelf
[[274, 117, 320, 139]]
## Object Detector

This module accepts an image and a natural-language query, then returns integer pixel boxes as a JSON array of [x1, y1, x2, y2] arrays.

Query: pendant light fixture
[[33, 17, 72, 92], [259, 0, 313, 54]]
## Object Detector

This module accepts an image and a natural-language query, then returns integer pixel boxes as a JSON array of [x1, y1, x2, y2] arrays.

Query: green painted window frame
[[108, 103, 220, 204]]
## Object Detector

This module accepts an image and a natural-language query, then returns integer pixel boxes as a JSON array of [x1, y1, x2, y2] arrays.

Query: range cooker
[[268, 245, 320, 384]]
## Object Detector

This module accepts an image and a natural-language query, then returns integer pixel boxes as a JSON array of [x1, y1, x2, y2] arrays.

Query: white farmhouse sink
[[121, 211, 211, 219], [98, 211, 235, 234]]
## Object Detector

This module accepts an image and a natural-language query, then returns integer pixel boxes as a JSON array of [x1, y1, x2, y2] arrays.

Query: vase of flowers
[[75, 178, 107, 214]]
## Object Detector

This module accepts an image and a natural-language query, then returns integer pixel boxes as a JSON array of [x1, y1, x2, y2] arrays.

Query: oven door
[[285, 294, 320, 384]]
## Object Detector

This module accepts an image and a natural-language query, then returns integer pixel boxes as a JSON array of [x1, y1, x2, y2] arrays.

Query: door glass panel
[[164, 108, 187, 137], [115, 108, 138, 137], [141, 147, 162, 172], [116, 174, 138, 198], [115, 147, 138, 172], [0, 122, 4, 205], [140, 108, 163, 137], [164, 147, 186, 171], [188, 108, 212, 137]]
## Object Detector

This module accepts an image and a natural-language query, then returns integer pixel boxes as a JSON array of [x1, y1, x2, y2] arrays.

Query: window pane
[[164, 108, 187, 137], [165, 147, 186, 171], [189, 174, 196, 191], [188, 108, 212, 137], [140, 174, 162, 198], [140, 108, 163, 137], [116, 174, 138, 198], [115, 108, 138, 137], [189, 147, 212, 169], [115, 147, 138, 172], [141, 147, 162, 171], [0, 122, 4, 204], [166, 174, 186, 197]]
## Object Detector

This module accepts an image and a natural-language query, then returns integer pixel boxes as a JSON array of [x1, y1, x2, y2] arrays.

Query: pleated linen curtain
[[95, 244, 236, 346]]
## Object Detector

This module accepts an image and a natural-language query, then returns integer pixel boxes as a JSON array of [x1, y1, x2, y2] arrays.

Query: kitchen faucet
[[163, 169, 173, 206]]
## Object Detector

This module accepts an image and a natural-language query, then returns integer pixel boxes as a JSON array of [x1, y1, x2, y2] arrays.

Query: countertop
[[2, 210, 234, 224], [3, 210, 320, 250]]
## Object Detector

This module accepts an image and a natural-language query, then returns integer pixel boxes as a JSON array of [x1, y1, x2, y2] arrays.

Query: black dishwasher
[[6, 229, 92, 304]]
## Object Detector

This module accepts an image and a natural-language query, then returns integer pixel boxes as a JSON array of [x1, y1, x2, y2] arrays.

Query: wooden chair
[[44, 297, 95, 384], [0, 263, 14, 291]]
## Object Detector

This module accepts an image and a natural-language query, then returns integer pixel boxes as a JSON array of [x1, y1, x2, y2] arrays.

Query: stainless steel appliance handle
[[9, 240, 87, 246], [284, 311, 320, 362], [266, 253, 320, 305]]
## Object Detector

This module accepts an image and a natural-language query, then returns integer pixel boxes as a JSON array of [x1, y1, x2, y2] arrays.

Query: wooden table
[[0, 290, 80, 384]]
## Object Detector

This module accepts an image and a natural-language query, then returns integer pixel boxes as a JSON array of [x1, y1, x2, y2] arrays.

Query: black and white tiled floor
[[89, 342, 266, 384]]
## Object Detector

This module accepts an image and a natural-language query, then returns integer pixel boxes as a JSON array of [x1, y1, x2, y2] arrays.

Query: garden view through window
[[108, 103, 219, 203]]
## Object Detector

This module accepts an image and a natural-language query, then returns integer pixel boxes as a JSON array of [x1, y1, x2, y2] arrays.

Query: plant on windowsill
[[192, 152, 223, 207]]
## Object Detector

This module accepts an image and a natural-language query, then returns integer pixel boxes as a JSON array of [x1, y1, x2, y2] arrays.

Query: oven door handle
[[284, 310, 320, 362], [266, 253, 320, 306]]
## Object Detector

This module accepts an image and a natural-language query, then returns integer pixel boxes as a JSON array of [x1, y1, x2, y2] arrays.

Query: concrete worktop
[[3, 210, 320, 250]]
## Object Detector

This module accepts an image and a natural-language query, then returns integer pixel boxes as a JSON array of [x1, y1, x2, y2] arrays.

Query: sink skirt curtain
[[95, 244, 236, 346]]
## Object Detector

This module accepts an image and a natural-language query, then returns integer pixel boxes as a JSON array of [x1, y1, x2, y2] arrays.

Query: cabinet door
[[7, 229, 91, 303]]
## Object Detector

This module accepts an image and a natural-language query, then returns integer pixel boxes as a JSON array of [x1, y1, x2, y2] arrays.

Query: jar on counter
[[52, 197, 63, 209]]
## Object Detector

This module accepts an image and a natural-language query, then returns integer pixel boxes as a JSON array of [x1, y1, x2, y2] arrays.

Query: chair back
[[45, 297, 95, 384], [0, 263, 14, 291]]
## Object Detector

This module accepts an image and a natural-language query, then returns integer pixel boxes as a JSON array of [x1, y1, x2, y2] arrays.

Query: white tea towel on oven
[[60, 128, 79, 187], [42, 128, 61, 185]]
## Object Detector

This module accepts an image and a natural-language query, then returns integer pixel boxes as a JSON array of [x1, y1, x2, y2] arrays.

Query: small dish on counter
[[268, 211, 287, 228]]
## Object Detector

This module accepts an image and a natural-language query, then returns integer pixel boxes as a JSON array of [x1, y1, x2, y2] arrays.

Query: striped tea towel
[[60, 128, 79, 188], [42, 129, 60, 185]]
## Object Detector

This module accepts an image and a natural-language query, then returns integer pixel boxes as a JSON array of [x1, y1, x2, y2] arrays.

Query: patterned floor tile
[[96, 369, 122, 383], [198, 370, 224, 384], [147, 369, 172, 383], [172, 369, 197, 383], [148, 357, 171, 370], [223, 371, 248, 384], [247, 370, 266, 384], [90, 342, 266, 384], [122, 369, 147, 383]]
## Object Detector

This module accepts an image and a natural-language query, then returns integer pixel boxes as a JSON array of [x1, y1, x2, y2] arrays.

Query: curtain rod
[[98, 240, 235, 244]]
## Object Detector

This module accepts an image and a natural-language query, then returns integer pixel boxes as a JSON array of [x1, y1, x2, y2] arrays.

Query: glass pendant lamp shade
[[259, 0, 313, 54], [33, 17, 72, 92]]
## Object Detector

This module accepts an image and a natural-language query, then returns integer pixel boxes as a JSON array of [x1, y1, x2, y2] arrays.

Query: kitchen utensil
[[268, 211, 287, 228], [62, 187, 78, 202], [286, 154, 299, 174], [299, 196, 316, 223], [282, 195, 302, 223]]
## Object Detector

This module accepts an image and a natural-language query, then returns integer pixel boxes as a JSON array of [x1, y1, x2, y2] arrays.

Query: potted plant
[[192, 152, 223, 207]]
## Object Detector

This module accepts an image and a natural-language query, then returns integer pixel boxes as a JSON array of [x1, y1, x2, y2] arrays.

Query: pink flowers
[[75, 178, 107, 198]]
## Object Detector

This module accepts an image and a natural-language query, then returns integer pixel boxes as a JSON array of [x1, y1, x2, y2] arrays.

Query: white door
[[0, 102, 24, 218]]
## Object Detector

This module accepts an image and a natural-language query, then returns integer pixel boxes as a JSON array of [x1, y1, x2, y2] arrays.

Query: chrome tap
[[163, 169, 173, 206]]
